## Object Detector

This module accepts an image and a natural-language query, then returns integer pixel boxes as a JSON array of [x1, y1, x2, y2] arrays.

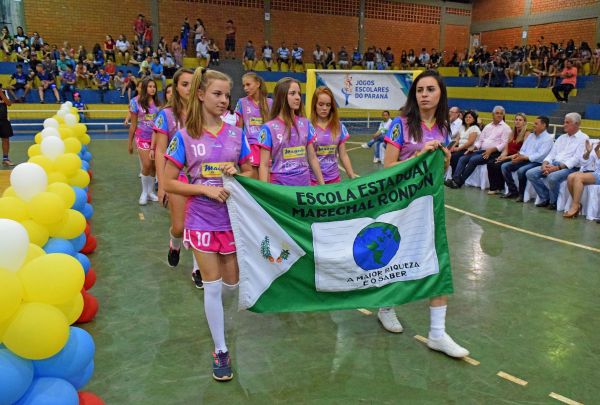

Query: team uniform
[[234, 96, 273, 166], [11, 72, 29, 91], [258, 116, 316, 186], [130, 97, 159, 150], [165, 123, 250, 254], [310, 123, 350, 185], [384, 116, 450, 160]]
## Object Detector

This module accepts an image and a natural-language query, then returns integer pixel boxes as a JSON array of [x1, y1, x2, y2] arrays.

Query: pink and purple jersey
[[310, 123, 349, 183], [258, 116, 315, 186], [130, 98, 159, 140], [153, 107, 183, 142], [165, 123, 251, 231], [235, 96, 274, 144], [384, 117, 450, 161]]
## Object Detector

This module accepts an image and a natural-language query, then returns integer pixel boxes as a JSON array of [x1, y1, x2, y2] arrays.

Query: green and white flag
[[225, 150, 453, 313]]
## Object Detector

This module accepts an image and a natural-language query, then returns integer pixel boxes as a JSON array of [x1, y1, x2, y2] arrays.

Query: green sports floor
[[3, 137, 599, 404]]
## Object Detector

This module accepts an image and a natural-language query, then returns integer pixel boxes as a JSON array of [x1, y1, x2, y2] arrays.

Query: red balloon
[[77, 291, 99, 323], [78, 391, 105, 405], [81, 235, 97, 254], [84, 268, 96, 290], [87, 170, 93, 180], [87, 192, 92, 203], [84, 223, 91, 237]]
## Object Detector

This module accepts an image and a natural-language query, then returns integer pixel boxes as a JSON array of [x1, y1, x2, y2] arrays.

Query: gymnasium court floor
[[2, 137, 598, 404]]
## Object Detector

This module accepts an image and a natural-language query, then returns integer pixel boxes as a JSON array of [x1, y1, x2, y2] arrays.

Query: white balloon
[[64, 101, 73, 109], [9, 162, 48, 201], [57, 109, 67, 118], [43, 118, 59, 129], [41, 127, 60, 139], [0, 219, 29, 272], [41, 136, 65, 160], [64, 114, 77, 126]]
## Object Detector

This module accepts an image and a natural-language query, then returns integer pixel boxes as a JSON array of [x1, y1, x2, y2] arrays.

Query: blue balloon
[[0, 348, 34, 405], [33, 327, 95, 381], [82, 203, 94, 220], [43, 238, 76, 257], [83, 151, 92, 162], [69, 233, 86, 252], [65, 360, 94, 390], [81, 160, 90, 171], [15, 377, 78, 405], [72, 187, 87, 212], [76, 253, 91, 274]]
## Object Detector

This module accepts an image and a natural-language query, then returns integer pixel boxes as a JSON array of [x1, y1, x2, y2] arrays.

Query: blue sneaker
[[212, 351, 233, 381]]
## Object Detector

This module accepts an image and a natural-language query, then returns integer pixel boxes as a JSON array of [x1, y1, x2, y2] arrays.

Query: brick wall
[[528, 18, 597, 46], [531, 0, 599, 14], [443, 24, 469, 54], [472, 0, 524, 22], [480, 27, 523, 50]]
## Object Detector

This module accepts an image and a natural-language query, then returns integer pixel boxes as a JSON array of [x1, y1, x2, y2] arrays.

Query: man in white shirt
[[313, 44, 324, 69], [448, 106, 462, 140], [361, 111, 392, 163], [196, 37, 210, 65], [526, 112, 589, 210]]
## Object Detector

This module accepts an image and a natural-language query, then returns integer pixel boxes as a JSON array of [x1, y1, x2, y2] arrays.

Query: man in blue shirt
[[500, 115, 554, 201], [276, 42, 290, 71], [7, 64, 31, 102], [291, 43, 304, 72], [60, 65, 77, 102], [94, 67, 111, 103], [73, 92, 87, 123], [35, 63, 60, 103], [150, 57, 167, 90]]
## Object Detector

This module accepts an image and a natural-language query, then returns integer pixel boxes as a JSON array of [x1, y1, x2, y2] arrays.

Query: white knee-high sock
[[140, 176, 148, 196], [429, 305, 447, 339], [222, 281, 239, 310], [203, 279, 227, 353]]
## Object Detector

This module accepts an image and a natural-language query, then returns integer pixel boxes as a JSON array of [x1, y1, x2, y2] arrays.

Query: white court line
[[549, 392, 584, 405], [345, 146, 364, 153]]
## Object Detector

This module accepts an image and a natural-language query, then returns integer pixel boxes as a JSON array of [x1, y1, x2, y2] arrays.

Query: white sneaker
[[147, 192, 159, 202], [427, 333, 469, 358], [377, 308, 403, 333], [138, 193, 148, 206], [361, 143, 369, 149], [373, 157, 380, 163]]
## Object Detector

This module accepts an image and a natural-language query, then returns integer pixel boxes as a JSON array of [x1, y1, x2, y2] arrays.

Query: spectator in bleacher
[[448, 106, 462, 139], [276, 42, 290, 71], [376, 48, 386, 70], [261, 40, 274, 71], [552, 59, 577, 103], [446, 106, 511, 189], [429, 48, 441, 69], [27, 52, 40, 72], [196, 36, 210, 66], [72, 92, 86, 122], [103, 35, 115, 62], [418, 48, 430, 67], [160, 52, 176, 76], [361, 110, 392, 163], [150, 56, 167, 90], [384, 47, 394, 69], [121, 71, 137, 100], [131, 42, 145, 66], [313, 44, 324, 69], [0, 26, 12, 56], [7, 64, 31, 102], [592, 43, 600, 75], [133, 14, 145, 45], [105, 59, 116, 78], [180, 17, 190, 53], [171, 36, 183, 67], [492, 53, 508, 87], [243, 40, 256, 71], [458, 49, 469, 77], [352, 48, 363, 67], [224, 19, 236, 59], [505, 48, 521, 87], [486, 113, 527, 194], [75, 61, 91, 88], [139, 54, 151, 77], [398, 50, 408, 69], [0, 85, 15, 166], [143, 22, 153, 49], [13, 26, 26, 48], [532, 54, 551, 88], [92, 44, 104, 72], [291, 43, 305, 72], [56, 53, 71, 74], [61, 41, 75, 60], [116, 34, 130, 64], [48, 44, 59, 62], [407, 49, 417, 67], [448, 110, 481, 175], [194, 19, 206, 50], [447, 49, 459, 67], [324, 46, 336, 69], [364, 47, 375, 70], [574, 42, 592, 71], [41, 54, 55, 76], [157, 36, 167, 57], [338, 46, 349, 69], [208, 39, 220, 66], [478, 56, 493, 87], [526, 112, 588, 210], [564, 140, 600, 218], [60, 64, 77, 102], [564, 39, 575, 59], [29, 32, 43, 52], [15, 40, 30, 64], [501, 115, 554, 201], [94, 67, 111, 103], [35, 63, 60, 103], [113, 70, 126, 94]]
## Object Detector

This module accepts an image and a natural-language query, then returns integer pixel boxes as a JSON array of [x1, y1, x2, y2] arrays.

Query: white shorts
[[197, 52, 209, 59]]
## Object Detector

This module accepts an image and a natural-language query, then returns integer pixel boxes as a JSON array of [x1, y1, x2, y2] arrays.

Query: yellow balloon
[[27, 144, 41, 158], [68, 169, 90, 188], [53, 115, 65, 124], [21, 219, 49, 247], [64, 137, 82, 154], [28, 155, 54, 173], [34, 132, 42, 144], [0, 269, 23, 323], [2, 187, 17, 198], [73, 123, 87, 137], [3, 302, 69, 360], [58, 126, 74, 139], [46, 182, 76, 208], [27, 192, 66, 225], [80, 133, 91, 145], [47, 209, 86, 239], [47, 171, 69, 184], [18, 253, 84, 305], [55, 292, 83, 325], [0, 196, 29, 222], [69, 107, 79, 117], [24, 243, 45, 264], [54, 153, 81, 177]]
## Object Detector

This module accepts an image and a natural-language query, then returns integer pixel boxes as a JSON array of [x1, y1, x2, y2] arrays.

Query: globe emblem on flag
[[352, 222, 401, 271]]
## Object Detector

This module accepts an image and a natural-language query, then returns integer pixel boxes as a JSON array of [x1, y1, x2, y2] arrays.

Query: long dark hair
[[402, 70, 450, 143], [269, 77, 303, 140], [138, 77, 161, 112]]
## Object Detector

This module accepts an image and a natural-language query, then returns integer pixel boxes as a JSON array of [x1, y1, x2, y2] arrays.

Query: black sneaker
[[192, 270, 203, 289], [167, 243, 180, 267], [212, 351, 233, 381]]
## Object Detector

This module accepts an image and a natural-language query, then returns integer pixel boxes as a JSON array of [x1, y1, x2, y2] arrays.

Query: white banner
[[316, 71, 413, 110], [312, 196, 439, 292]]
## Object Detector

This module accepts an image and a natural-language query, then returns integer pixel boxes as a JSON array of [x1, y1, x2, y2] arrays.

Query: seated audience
[[448, 110, 481, 175], [564, 140, 600, 218]]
